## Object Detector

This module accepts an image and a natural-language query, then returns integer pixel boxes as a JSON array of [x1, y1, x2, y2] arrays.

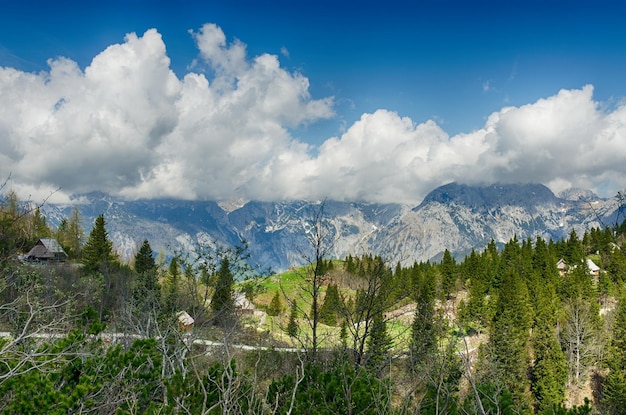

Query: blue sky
[[1, 1, 626, 203]]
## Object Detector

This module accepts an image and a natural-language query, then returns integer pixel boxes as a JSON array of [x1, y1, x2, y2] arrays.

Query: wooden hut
[[556, 258, 568, 276], [177, 311, 195, 332], [26, 238, 68, 262]]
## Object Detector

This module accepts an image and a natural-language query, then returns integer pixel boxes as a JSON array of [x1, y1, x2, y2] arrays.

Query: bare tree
[[282, 200, 335, 363], [0, 268, 79, 386], [560, 297, 603, 388]]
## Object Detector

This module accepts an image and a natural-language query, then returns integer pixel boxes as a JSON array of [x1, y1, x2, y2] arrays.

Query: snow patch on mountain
[[38, 183, 623, 272]]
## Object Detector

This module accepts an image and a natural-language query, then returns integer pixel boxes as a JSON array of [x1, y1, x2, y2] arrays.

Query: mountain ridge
[[39, 183, 623, 272]]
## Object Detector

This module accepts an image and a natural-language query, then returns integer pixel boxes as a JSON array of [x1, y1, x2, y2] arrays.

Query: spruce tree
[[163, 257, 180, 315], [135, 239, 156, 275], [602, 294, 626, 414], [132, 239, 160, 335], [81, 214, 115, 273], [440, 249, 457, 299], [211, 257, 235, 325], [267, 290, 283, 316], [410, 265, 437, 366], [488, 268, 533, 409], [366, 311, 392, 373], [287, 301, 299, 338], [319, 284, 341, 326]]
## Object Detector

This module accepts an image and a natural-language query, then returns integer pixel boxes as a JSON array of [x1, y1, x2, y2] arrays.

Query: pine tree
[[287, 301, 298, 338], [135, 239, 156, 275], [131, 240, 161, 336], [410, 265, 437, 366], [267, 290, 283, 317], [488, 268, 533, 409], [529, 263, 567, 411], [211, 257, 235, 325], [532, 324, 568, 411], [602, 294, 626, 414], [345, 254, 356, 274], [319, 284, 341, 326], [366, 311, 392, 373], [461, 249, 491, 329], [81, 214, 115, 273], [163, 257, 180, 315], [566, 230, 585, 263], [340, 320, 348, 348], [440, 249, 457, 299]]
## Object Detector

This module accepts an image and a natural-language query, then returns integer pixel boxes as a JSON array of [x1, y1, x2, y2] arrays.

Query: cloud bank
[[1, 24, 625, 205]]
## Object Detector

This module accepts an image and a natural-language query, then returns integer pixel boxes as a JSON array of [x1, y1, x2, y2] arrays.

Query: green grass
[[236, 263, 415, 350]]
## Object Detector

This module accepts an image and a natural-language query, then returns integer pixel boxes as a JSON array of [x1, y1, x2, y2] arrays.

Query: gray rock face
[[40, 183, 623, 272]]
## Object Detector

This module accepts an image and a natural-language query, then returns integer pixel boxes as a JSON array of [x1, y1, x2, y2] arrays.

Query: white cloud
[[1, 24, 625, 206], [283, 85, 626, 203], [467, 86, 626, 194], [0, 29, 180, 199]]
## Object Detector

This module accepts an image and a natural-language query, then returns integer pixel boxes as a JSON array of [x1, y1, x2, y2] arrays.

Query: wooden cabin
[[177, 311, 195, 332], [26, 238, 68, 262]]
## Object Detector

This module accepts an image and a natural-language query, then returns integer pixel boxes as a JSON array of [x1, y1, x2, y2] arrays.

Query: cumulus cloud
[[0, 29, 180, 201], [1, 23, 625, 206], [305, 85, 626, 203]]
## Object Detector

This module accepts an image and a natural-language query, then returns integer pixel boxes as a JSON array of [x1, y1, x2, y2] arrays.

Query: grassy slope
[[236, 261, 413, 350]]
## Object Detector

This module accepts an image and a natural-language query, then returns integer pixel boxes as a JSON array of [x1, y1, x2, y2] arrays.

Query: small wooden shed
[[586, 259, 600, 277], [234, 292, 255, 314], [26, 238, 68, 262], [177, 311, 195, 332], [556, 258, 568, 276]]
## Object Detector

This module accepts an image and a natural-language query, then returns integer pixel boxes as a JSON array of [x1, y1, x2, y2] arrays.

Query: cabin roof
[[26, 238, 67, 260]]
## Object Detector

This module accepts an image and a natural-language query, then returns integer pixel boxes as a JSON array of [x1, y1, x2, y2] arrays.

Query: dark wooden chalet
[[26, 238, 68, 262]]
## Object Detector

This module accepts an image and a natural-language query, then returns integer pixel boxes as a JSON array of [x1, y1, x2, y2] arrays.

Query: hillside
[[3, 189, 625, 413]]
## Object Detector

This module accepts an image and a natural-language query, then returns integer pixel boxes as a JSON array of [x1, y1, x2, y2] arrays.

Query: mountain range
[[40, 183, 624, 272]]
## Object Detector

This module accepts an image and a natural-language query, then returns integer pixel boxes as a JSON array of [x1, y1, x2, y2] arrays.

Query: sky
[[1, 0, 626, 205]]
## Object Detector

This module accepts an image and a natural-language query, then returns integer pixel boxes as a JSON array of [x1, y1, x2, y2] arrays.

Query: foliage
[[365, 311, 392, 373], [440, 248, 457, 299], [601, 294, 626, 414], [130, 239, 161, 337], [287, 300, 299, 337], [318, 283, 341, 325], [267, 290, 283, 316], [485, 252, 533, 409], [268, 362, 391, 415], [2, 195, 626, 413], [80, 214, 116, 273], [410, 263, 438, 367], [211, 257, 235, 325], [55, 206, 84, 258]]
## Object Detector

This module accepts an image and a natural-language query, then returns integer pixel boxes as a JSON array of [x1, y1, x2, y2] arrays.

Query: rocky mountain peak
[[558, 188, 601, 201], [416, 182, 559, 211], [38, 183, 622, 272]]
